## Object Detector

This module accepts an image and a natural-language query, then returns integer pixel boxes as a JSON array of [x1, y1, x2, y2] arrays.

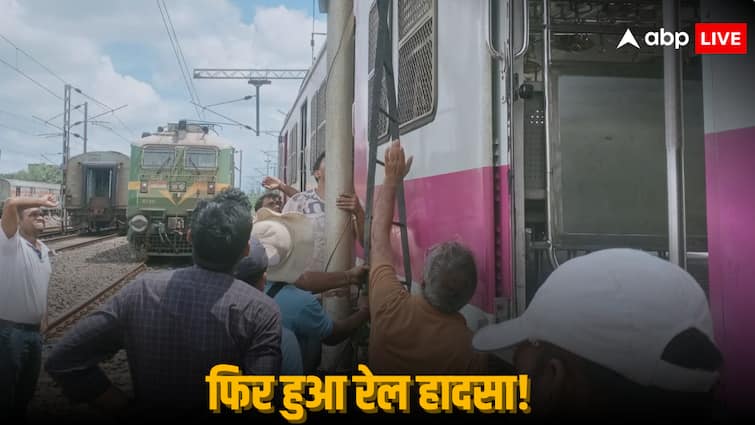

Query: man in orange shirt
[[368, 139, 487, 374]]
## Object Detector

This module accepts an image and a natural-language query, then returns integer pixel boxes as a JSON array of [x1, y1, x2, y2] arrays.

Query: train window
[[16, 187, 21, 196], [185, 149, 218, 169], [317, 80, 326, 155], [142, 148, 175, 168], [397, 0, 436, 133], [300, 101, 308, 190], [368, 0, 391, 143], [279, 134, 286, 181], [287, 124, 298, 184], [310, 90, 318, 170], [309, 83, 328, 168]]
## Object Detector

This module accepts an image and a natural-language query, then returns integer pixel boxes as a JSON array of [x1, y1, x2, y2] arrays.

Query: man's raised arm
[[2, 194, 58, 239], [370, 140, 413, 269]]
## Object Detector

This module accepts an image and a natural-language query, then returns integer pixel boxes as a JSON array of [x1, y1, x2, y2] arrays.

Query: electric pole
[[248, 79, 271, 136], [321, 0, 355, 374], [61, 84, 71, 232], [83, 102, 88, 153]]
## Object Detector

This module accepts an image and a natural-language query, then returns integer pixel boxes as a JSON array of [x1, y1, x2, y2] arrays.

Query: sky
[[0, 0, 326, 192]]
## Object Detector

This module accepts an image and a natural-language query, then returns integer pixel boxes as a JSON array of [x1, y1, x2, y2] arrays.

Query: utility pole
[[248, 79, 271, 136], [83, 102, 88, 153], [239, 149, 243, 189], [321, 0, 355, 374], [61, 84, 71, 232]]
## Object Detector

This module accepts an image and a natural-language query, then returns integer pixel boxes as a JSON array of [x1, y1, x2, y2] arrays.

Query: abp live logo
[[617, 23, 747, 55], [695, 23, 747, 54]]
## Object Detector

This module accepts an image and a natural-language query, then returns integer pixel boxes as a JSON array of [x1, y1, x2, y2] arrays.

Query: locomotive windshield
[[185, 149, 218, 169], [142, 148, 175, 168]]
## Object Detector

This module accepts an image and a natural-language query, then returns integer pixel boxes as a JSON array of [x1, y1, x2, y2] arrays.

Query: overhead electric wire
[[190, 101, 256, 132], [163, 1, 203, 111], [157, 0, 203, 119], [91, 121, 131, 143], [32, 115, 64, 131], [0, 33, 68, 85], [0, 122, 34, 135], [0, 33, 135, 139], [71, 88, 136, 138], [0, 108, 44, 125], [0, 56, 63, 100]]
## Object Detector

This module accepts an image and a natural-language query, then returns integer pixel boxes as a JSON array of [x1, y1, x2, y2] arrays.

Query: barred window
[[310, 90, 318, 170], [287, 124, 299, 184], [397, 0, 436, 132], [278, 136, 285, 180], [316, 80, 327, 163], [368, 0, 391, 143]]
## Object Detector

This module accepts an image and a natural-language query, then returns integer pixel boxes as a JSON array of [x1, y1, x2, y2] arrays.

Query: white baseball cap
[[473, 249, 719, 392]]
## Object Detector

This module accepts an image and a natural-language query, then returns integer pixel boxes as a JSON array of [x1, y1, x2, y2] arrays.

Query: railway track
[[40, 226, 82, 240], [44, 262, 147, 338], [46, 233, 119, 252]]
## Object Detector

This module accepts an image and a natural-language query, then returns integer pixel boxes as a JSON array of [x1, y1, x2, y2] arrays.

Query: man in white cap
[[473, 248, 722, 418], [253, 208, 369, 374]]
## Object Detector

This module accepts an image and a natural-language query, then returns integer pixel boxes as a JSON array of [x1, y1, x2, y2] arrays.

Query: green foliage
[[0, 163, 62, 184]]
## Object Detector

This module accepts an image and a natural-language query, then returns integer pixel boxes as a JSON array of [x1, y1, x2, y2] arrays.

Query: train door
[[495, 0, 533, 317], [509, 0, 708, 306]]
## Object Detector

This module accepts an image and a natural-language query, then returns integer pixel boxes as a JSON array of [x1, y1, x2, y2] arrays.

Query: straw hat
[[251, 208, 314, 283]]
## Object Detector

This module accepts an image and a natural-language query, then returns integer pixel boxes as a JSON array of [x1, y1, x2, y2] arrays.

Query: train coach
[[279, 0, 755, 407], [0, 179, 61, 225], [127, 120, 235, 257], [64, 151, 129, 232]]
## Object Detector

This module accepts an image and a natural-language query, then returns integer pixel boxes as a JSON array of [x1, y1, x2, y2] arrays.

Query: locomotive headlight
[[129, 215, 148, 233], [207, 181, 216, 195], [140, 180, 148, 193]]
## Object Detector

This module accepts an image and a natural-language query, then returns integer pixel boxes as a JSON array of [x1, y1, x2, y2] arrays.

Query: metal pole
[[663, 0, 686, 268], [255, 84, 260, 137], [83, 102, 88, 153], [239, 150, 243, 189], [542, 0, 560, 270], [62, 84, 71, 233], [321, 0, 355, 373]]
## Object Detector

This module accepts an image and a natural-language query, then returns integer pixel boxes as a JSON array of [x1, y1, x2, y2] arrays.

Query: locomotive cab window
[[185, 148, 218, 169], [142, 148, 175, 168]]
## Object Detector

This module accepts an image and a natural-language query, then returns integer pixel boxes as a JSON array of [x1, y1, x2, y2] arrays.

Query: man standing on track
[[0, 194, 58, 420], [45, 188, 282, 418]]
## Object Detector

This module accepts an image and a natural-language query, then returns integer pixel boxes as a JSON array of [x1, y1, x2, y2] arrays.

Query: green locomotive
[[127, 121, 235, 256]]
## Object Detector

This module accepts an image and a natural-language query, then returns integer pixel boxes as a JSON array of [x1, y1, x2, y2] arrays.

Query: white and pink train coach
[[277, 0, 754, 408]]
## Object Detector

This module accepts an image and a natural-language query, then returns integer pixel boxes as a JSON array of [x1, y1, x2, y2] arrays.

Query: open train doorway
[[84, 165, 117, 230], [65, 151, 129, 234], [510, 0, 708, 304]]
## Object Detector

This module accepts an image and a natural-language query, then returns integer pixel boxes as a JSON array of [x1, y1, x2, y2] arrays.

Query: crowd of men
[[1, 140, 725, 420]]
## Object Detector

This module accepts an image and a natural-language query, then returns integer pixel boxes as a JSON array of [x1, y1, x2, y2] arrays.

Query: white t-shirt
[[0, 225, 51, 325], [282, 189, 326, 272]]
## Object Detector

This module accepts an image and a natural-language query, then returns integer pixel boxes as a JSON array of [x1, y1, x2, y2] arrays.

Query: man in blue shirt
[[236, 239, 303, 375], [253, 208, 369, 374]]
